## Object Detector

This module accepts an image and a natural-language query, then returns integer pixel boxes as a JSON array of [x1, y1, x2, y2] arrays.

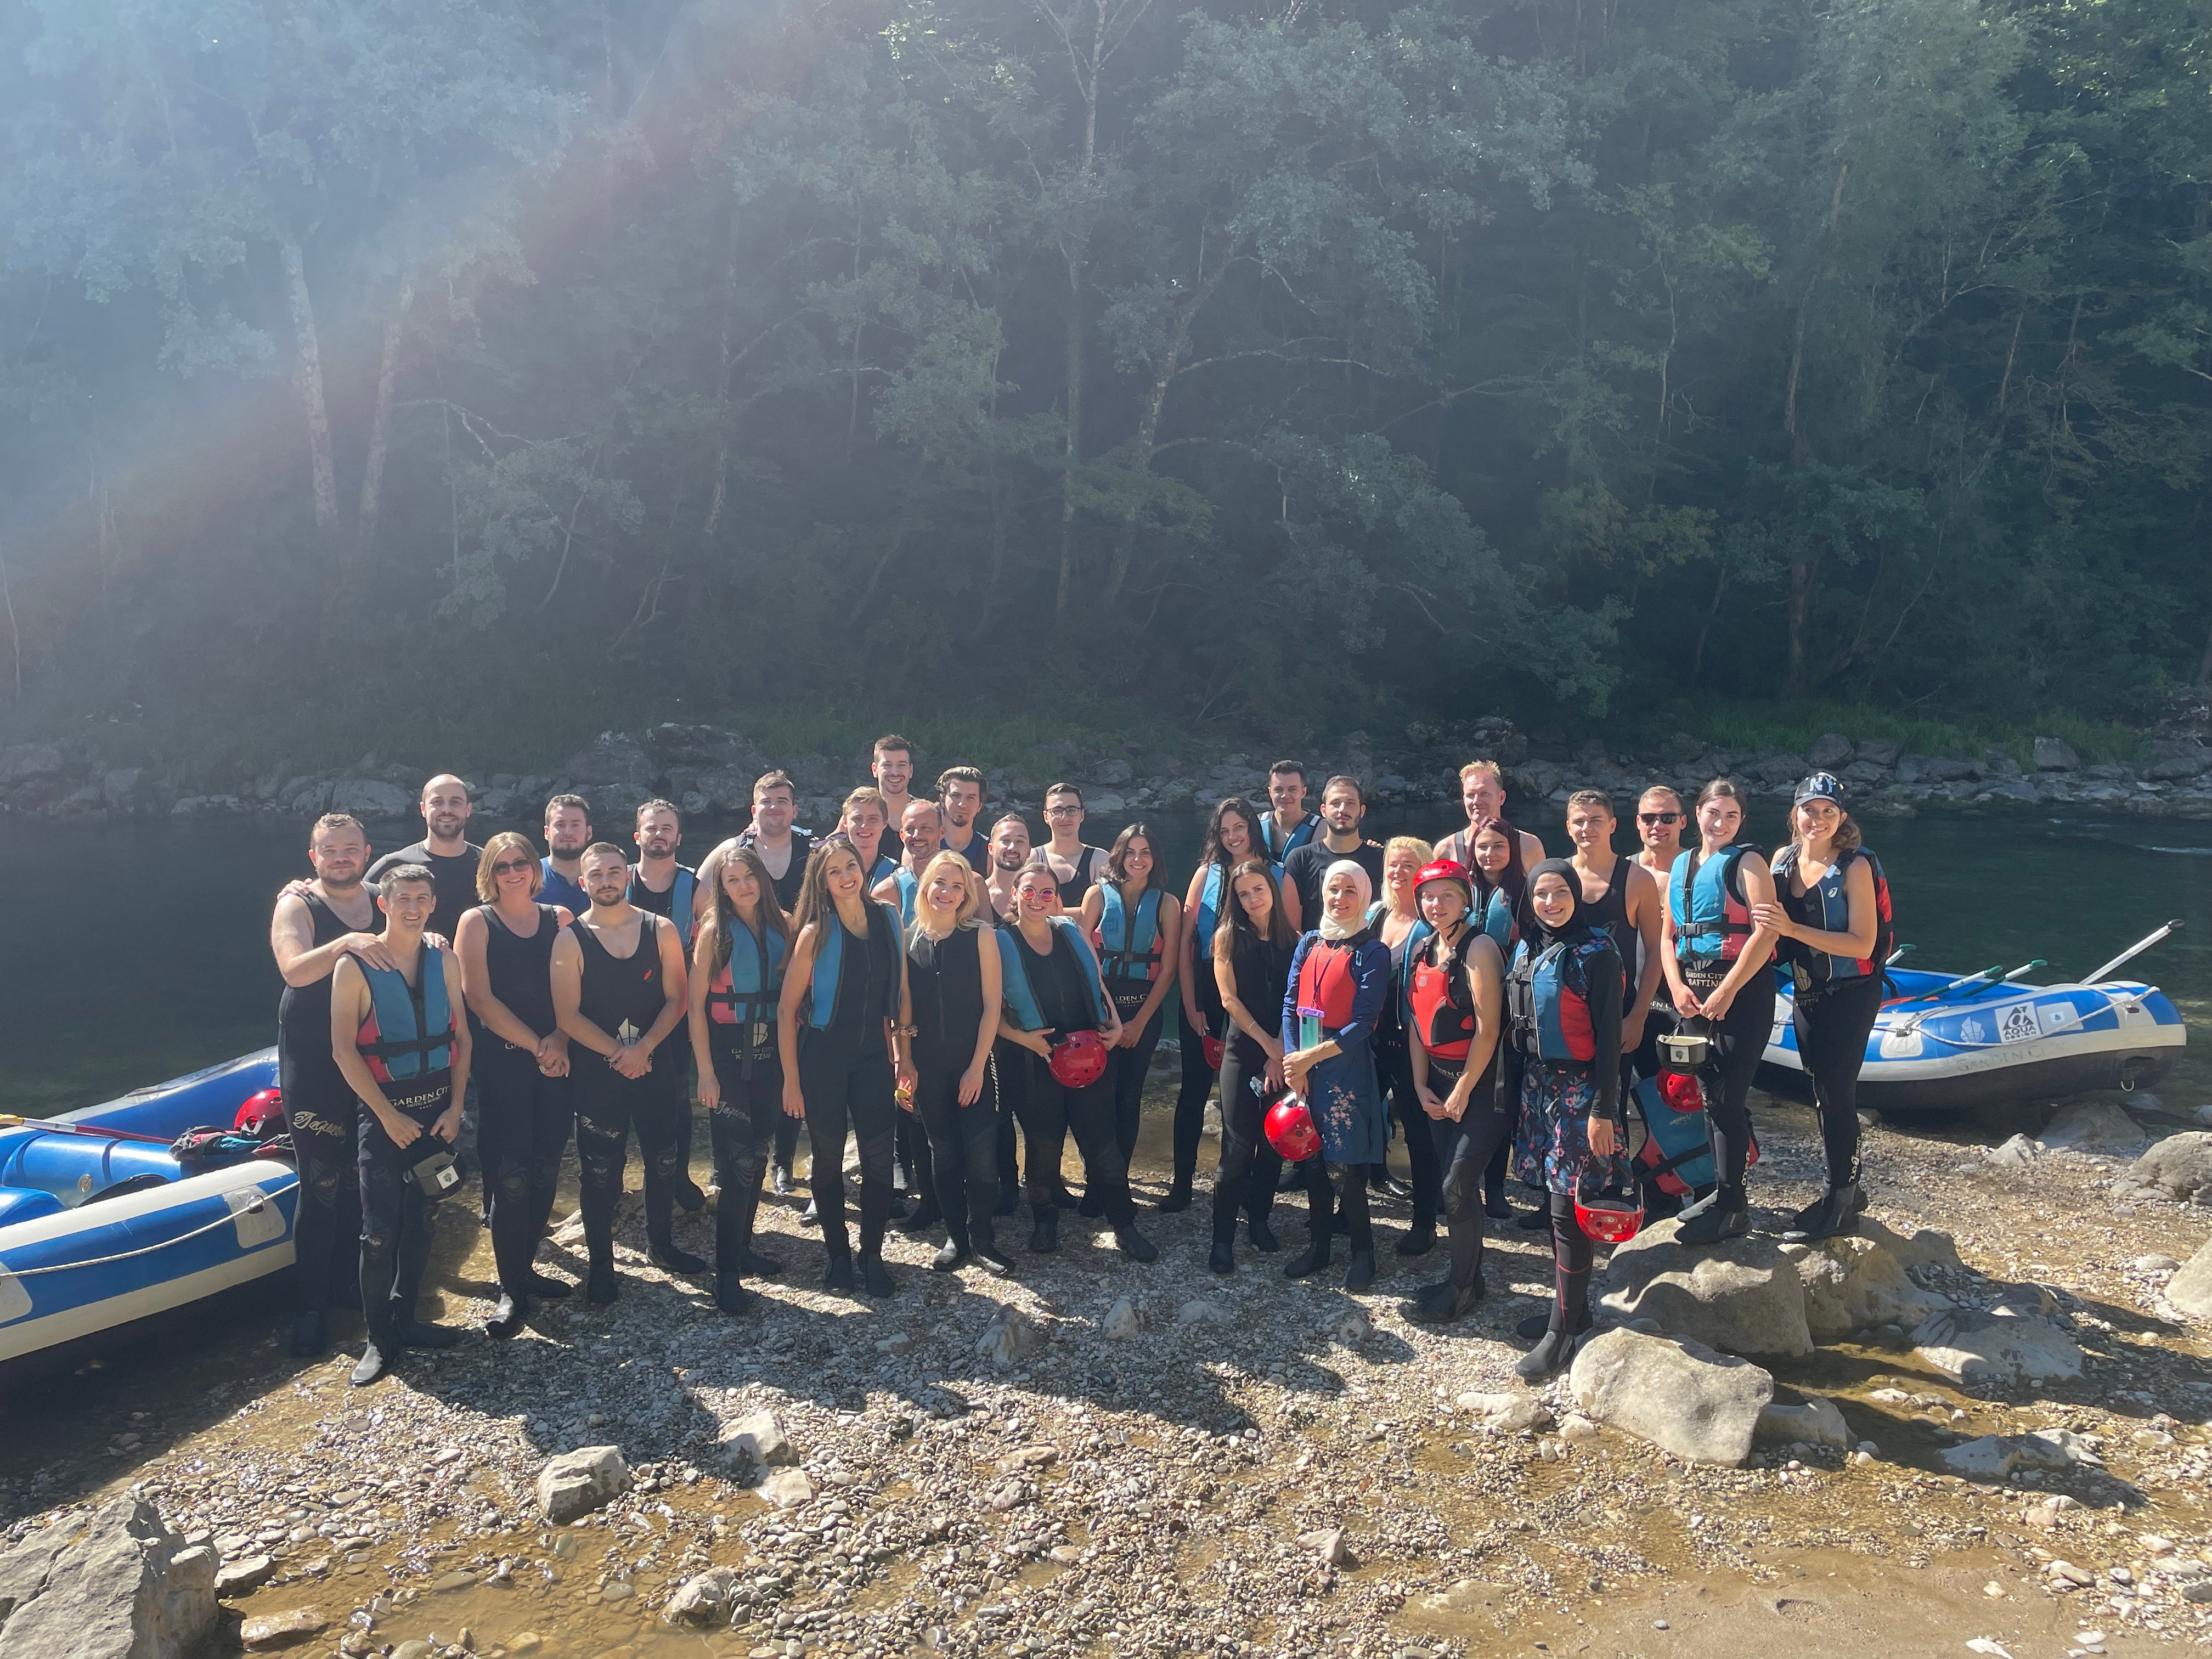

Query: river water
[[2, 804, 2205, 1118]]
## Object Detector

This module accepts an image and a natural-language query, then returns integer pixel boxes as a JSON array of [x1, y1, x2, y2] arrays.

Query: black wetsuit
[[570, 915, 684, 1271], [366, 841, 483, 947], [702, 917, 785, 1286], [628, 865, 702, 1202], [736, 827, 814, 1175], [472, 903, 572, 1298], [1374, 918, 1442, 1233], [1780, 867, 1882, 1188], [1005, 926, 1135, 1227], [1412, 926, 1509, 1295], [1171, 866, 1231, 1198], [1211, 930, 1293, 1247], [1096, 883, 1170, 1176], [352, 948, 457, 1350], [1051, 847, 1108, 909], [907, 924, 1000, 1254], [797, 904, 902, 1264], [1668, 847, 1778, 1204], [278, 889, 370, 1319]]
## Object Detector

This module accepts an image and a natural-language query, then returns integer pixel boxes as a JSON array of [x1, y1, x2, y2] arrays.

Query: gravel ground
[[2, 1074, 2208, 1659]]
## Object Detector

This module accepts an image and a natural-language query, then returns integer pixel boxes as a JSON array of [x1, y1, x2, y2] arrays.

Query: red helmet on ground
[[1575, 1173, 1645, 1245], [1263, 1094, 1321, 1162], [1200, 1033, 1225, 1071], [1655, 1070, 1704, 1113], [1414, 858, 1474, 902], [1048, 1030, 1108, 1089], [235, 1087, 285, 1136]]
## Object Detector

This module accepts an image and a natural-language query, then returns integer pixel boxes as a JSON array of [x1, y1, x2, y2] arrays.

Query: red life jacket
[[1295, 936, 1362, 1029], [1407, 929, 1477, 1061]]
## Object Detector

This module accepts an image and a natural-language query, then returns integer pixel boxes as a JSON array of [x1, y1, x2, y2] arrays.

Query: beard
[[549, 834, 586, 859]]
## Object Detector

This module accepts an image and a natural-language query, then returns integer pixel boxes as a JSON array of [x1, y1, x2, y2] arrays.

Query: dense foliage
[[1, 0, 2206, 754]]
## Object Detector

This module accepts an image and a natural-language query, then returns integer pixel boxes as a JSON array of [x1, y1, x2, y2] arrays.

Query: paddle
[[1895, 964, 2005, 1005], [0, 1114, 177, 1147], [2083, 918, 2185, 985]]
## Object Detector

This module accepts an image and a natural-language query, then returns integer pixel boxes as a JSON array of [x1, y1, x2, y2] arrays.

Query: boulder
[[0, 744, 64, 784], [1911, 1307, 2084, 1387], [2033, 736, 2083, 772], [2166, 1235, 2212, 1321], [1790, 1228, 1952, 1339], [1940, 1431, 2096, 1481], [1755, 1395, 1853, 1453], [1568, 1329, 1774, 1466], [2039, 1099, 2150, 1156], [1455, 1392, 1549, 1433], [2126, 1133, 2212, 1198], [719, 1412, 795, 1473], [1807, 733, 1854, 769], [535, 1446, 631, 1523], [239, 1609, 327, 1650], [977, 1303, 1048, 1368], [0, 1499, 217, 1659], [1984, 1133, 2042, 1169], [213, 1554, 277, 1596], [753, 1469, 814, 1508], [328, 778, 410, 821], [1858, 1215, 1963, 1272], [1855, 737, 1903, 767], [1598, 1218, 1814, 1357], [667, 1567, 738, 1623], [1296, 1528, 1356, 1568]]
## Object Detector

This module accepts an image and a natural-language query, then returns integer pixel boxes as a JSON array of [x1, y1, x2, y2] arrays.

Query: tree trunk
[[2195, 607, 2212, 691], [0, 541, 20, 702], [1055, 240, 1087, 612], [279, 235, 339, 534], [356, 276, 414, 555], [1787, 556, 1815, 691]]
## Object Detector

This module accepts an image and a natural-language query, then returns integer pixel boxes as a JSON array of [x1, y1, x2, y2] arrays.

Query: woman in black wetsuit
[[1465, 816, 1527, 1220], [1368, 836, 1441, 1250], [776, 835, 913, 1297], [1171, 798, 1266, 1206], [1207, 858, 1297, 1273], [1080, 823, 1183, 1201], [905, 851, 1012, 1274], [1754, 772, 1893, 1242]]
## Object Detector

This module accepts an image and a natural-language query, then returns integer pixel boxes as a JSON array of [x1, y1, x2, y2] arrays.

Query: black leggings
[[913, 1043, 1001, 1251], [1374, 1037, 1440, 1227], [1548, 1191, 1594, 1334], [282, 1069, 361, 1319], [708, 1051, 783, 1278], [1302, 1160, 1372, 1252], [796, 1042, 896, 1259], [477, 1042, 573, 1296], [573, 1063, 684, 1268], [1792, 973, 1882, 1187], [357, 1092, 451, 1342], [1692, 968, 1777, 1194], [1170, 1002, 1221, 1189], [1007, 1047, 1135, 1227], [1428, 1063, 1515, 1287], [1106, 997, 1166, 1170], [1211, 1043, 1283, 1243]]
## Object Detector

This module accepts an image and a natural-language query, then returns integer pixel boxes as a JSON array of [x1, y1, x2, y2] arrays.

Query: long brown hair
[[791, 833, 866, 938], [1104, 821, 1158, 896], [1781, 791, 1863, 859], [1217, 858, 1297, 960], [701, 842, 792, 974], [1199, 796, 1263, 872]]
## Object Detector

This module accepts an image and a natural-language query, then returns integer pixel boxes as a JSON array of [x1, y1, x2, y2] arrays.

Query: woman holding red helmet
[[1278, 860, 1394, 1292], [1207, 858, 1298, 1272], [996, 863, 1158, 1263]]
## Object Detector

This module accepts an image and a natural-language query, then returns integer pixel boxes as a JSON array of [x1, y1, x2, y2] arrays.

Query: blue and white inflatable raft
[[0, 1049, 296, 1363]]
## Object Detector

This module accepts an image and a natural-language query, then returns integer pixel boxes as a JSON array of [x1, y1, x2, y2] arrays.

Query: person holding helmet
[[996, 864, 1158, 1263], [1504, 860, 1632, 1379], [1279, 859, 1393, 1292], [1207, 858, 1299, 1272], [1660, 778, 1781, 1246], [1756, 772, 1894, 1242], [1400, 859, 1508, 1324]]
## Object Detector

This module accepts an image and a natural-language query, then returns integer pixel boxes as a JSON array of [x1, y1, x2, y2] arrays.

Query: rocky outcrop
[[2038, 1098, 2151, 1156], [0, 1498, 217, 1659], [1568, 1329, 1774, 1466], [2123, 1133, 2212, 1201]]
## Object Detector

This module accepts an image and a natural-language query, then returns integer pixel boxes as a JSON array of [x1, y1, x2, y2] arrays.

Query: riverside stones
[[2125, 1133, 2212, 1199], [2039, 1099, 2151, 1156], [720, 1412, 797, 1474], [2166, 1235, 2212, 1320], [1755, 1396, 1853, 1453], [0, 1498, 218, 1659], [534, 1446, 631, 1523], [1911, 1307, 2085, 1386], [1793, 1223, 1954, 1338], [1598, 1220, 1814, 1357], [1567, 1329, 1774, 1466], [668, 1567, 739, 1622], [977, 1303, 1048, 1368]]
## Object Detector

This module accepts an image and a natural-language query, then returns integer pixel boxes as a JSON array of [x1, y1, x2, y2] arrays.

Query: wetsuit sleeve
[[1585, 948, 1624, 1126], [1282, 934, 1312, 1051], [1330, 938, 1390, 1051]]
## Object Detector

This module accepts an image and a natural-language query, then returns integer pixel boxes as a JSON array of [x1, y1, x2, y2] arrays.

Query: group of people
[[268, 735, 1894, 1386]]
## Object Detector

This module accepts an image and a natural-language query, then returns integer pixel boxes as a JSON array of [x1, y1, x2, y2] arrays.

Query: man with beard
[[840, 787, 899, 889], [983, 813, 1033, 922], [737, 771, 815, 913], [367, 774, 482, 943], [1436, 760, 1545, 871], [272, 812, 390, 1356], [937, 766, 988, 872], [873, 797, 945, 926], [871, 734, 918, 827], [1279, 776, 1385, 933], [629, 798, 708, 1214], [329, 864, 471, 1385], [540, 795, 594, 914]]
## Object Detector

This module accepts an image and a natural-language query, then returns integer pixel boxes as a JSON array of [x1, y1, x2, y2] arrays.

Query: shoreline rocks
[[0, 1498, 217, 1659], [1567, 1328, 1775, 1466]]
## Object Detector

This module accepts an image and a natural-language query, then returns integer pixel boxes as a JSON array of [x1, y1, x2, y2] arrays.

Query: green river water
[[2, 805, 2205, 1120]]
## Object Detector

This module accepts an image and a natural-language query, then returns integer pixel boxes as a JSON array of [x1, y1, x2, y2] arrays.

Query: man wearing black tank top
[[736, 771, 815, 913], [1564, 791, 1664, 1071], [271, 812, 389, 1357], [1039, 785, 1108, 906], [983, 813, 1032, 923], [551, 843, 702, 1305], [365, 774, 482, 944], [630, 798, 709, 1216]]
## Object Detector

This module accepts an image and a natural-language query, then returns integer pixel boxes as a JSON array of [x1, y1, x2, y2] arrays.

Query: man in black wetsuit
[[871, 734, 918, 829], [550, 843, 701, 1304], [872, 798, 944, 922], [328, 864, 471, 1385], [271, 812, 387, 1357], [938, 766, 989, 872], [737, 771, 815, 913], [1039, 785, 1107, 907], [366, 774, 482, 943], [540, 794, 593, 914], [984, 812, 1032, 923], [629, 797, 708, 1215], [1280, 776, 1385, 932]]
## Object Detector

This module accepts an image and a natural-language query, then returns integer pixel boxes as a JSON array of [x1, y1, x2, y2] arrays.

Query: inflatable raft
[[0, 1050, 296, 1364], [1762, 962, 2186, 1113]]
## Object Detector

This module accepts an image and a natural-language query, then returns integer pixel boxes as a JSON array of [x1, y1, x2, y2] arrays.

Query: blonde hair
[[475, 832, 543, 901], [1458, 759, 1504, 783], [908, 850, 984, 941], [1384, 835, 1434, 865]]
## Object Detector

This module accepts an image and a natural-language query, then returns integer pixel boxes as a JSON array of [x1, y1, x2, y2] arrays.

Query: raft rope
[[0, 1181, 297, 1278]]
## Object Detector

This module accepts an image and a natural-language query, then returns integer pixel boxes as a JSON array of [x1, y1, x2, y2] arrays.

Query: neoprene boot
[[1156, 1181, 1193, 1215], [1029, 1206, 1060, 1255], [351, 1341, 391, 1386], [1404, 1274, 1486, 1323], [1515, 1323, 1581, 1379], [1114, 1224, 1159, 1263], [1344, 1248, 1376, 1293], [715, 1273, 755, 1314], [586, 1258, 620, 1305], [1677, 1184, 1752, 1246], [860, 1252, 896, 1297], [1284, 1224, 1333, 1280], [1246, 1215, 1280, 1252], [289, 1311, 328, 1358], [1209, 1240, 1236, 1274], [487, 1293, 529, 1340], [973, 1228, 1016, 1275], [1395, 1220, 1436, 1257], [1782, 1179, 1866, 1242]]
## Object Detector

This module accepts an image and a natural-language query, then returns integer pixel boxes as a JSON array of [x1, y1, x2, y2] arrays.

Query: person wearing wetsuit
[[365, 774, 482, 944], [904, 851, 1013, 1273], [629, 798, 708, 1217], [539, 794, 594, 915], [1080, 824, 1183, 1207], [1280, 776, 1384, 936], [1626, 785, 1689, 1086], [271, 812, 383, 1357], [871, 733, 919, 832], [997, 864, 1158, 1262], [1259, 761, 1321, 868], [981, 814, 1033, 925], [551, 842, 699, 1305], [687, 842, 792, 1313], [777, 834, 911, 1296], [1401, 859, 1508, 1324], [1465, 815, 1531, 1221], [1438, 760, 1545, 873], [1505, 861, 1629, 1379], [1368, 836, 1440, 1239], [937, 766, 990, 873], [1208, 859, 1297, 1272], [873, 798, 946, 929], [1041, 784, 1110, 907], [328, 865, 470, 1386], [455, 832, 575, 1338], [841, 786, 923, 1224], [1564, 791, 1663, 1087], [1661, 777, 1781, 1246], [1173, 798, 1266, 1203], [727, 771, 815, 1194], [1757, 772, 1893, 1242]]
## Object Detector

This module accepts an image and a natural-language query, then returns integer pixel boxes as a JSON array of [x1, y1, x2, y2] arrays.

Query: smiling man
[[871, 734, 918, 827], [366, 774, 482, 944]]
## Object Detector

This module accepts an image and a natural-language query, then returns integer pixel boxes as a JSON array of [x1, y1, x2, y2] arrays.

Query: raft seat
[[0, 1187, 65, 1227], [0, 1135, 180, 1210]]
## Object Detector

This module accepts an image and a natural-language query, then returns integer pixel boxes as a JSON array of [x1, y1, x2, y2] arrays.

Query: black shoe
[[1077, 1192, 1105, 1218], [742, 1248, 783, 1277], [1676, 1189, 1752, 1246], [399, 1321, 460, 1350], [932, 1241, 967, 1272], [1515, 1326, 1582, 1380], [351, 1342, 390, 1386], [1113, 1226, 1159, 1263], [1373, 1175, 1414, 1201], [822, 1252, 855, 1293], [799, 1198, 820, 1228], [1395, 1223, 1436, 1258], [487, 1295, 529, 1339], [1515, 1312, 1551, 1341], [901, 1204, 945, 1237], [1246, 1217, 1280, 1253], [1208, 1241, 1236, 1275], [524, 1271, 573, 1300], [974, 1240, 1018, 1275], [1030, 1209, 1060, 1255], [1403, 1277, 1486, 1324], [1514, 1205, 1550, 1232], [770, 1164, 794, 1197], [650, 1244, 710, 1276], [1344, 1249, 1376, 1293], [715, 1276, 755, 1314], [1156, 1183, 1193, 1215], [860, 1254, 896, 1297], [994, 1188, 1020, 1217], [677, 1178, 708, 1215], [586, 1264, 619, 1305], [1781, 1181, 1865, 1243], [1483, 1187, 1513, 1220], [289, 1311, 328, 1358], [1284, 1236, 1332, 1279], [884, 1192, 911, 1222], [1051, 1186, 1082, 1211]]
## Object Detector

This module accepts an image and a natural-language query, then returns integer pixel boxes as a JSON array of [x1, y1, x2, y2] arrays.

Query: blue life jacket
[[357, 952, 455, 1081], [891, 867, 920, 931], [1630, 1073, 1717, 1193], [707, 918, 785, 1022], [1506, 934, 1616, 1063], [1096, 883, 1163, 996], [1365, 901, 1432, 1031], [996, 918, 1112, 1031], [807, 901, 902, 1031], [1770, 844, 1894, 989], [866, 853, 899, 891], [1669, 840, 1756, 968], [1477, 887, 1517, 955], [1263, 811, 1320, 868], [1193, 864, 1226, 953], [629, 865, 697, 950]]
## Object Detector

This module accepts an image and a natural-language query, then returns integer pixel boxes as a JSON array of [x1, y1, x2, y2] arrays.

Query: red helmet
[[1200, 1033, 1225, 1071], [1575, 1175, 1645, 1245], [1048, 1030, 1109, 1089], [1655, 1071, 1705, 1114], [1263, 1094, 1321, 1162], [1414, 857, 1474, 899], [235, 1087, 285, 1136]]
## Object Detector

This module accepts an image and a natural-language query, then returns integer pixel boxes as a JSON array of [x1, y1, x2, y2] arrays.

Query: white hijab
[[1316, 859, 1373, 941]]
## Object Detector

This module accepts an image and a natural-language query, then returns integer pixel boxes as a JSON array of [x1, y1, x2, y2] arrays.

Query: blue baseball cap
[[1794, 771, 1845, 807]]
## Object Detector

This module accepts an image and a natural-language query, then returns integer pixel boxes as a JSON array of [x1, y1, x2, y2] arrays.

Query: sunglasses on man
[[1637, 811, 1681, 826]]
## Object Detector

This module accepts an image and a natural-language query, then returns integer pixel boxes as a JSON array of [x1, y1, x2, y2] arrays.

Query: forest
[[0, 0, 2207, 764]]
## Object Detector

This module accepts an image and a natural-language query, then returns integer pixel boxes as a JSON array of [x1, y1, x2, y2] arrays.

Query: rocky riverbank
[[2, 1085, 2208, 1659], [8, 717, 2212, 827]]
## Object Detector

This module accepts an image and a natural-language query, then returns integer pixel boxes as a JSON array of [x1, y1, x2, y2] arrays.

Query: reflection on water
[[1, 803, 2203, 1116]]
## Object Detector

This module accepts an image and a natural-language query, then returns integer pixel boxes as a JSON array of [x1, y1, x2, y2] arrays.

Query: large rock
[[0, 744, 64, 785], [1568, 1329, 1774, 1466], [1911, 1307, 2084, 1386], [1855, 737, 1903, 767], [1807, 733, 1854, 769], [1940, 1431, 2097, 1481], [667, 1567, 738, 1623], [0, 1498, 217, 1659], [1791, 1227, 1952, 1339], [2166, 1235, 2212, 1321], [562, 734, 656, 791], [2040, 1099, 2150, 1156], [2033, 736, 2083, 772], [1598, 1218, 1814, 1357], [719, 1412, 795, 1474], [329, 777, 411, 821], [2126, 1133, 2212, 1199], [535, 1446, 630, 1523], [1755, 1396, 1852, 1453]]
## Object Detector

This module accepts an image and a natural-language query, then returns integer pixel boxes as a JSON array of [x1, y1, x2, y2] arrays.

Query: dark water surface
[[2, 804, 2205, 1117]]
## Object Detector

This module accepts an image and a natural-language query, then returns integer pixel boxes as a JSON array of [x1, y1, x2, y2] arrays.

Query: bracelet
[[891, 1023, 919, 1037]]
